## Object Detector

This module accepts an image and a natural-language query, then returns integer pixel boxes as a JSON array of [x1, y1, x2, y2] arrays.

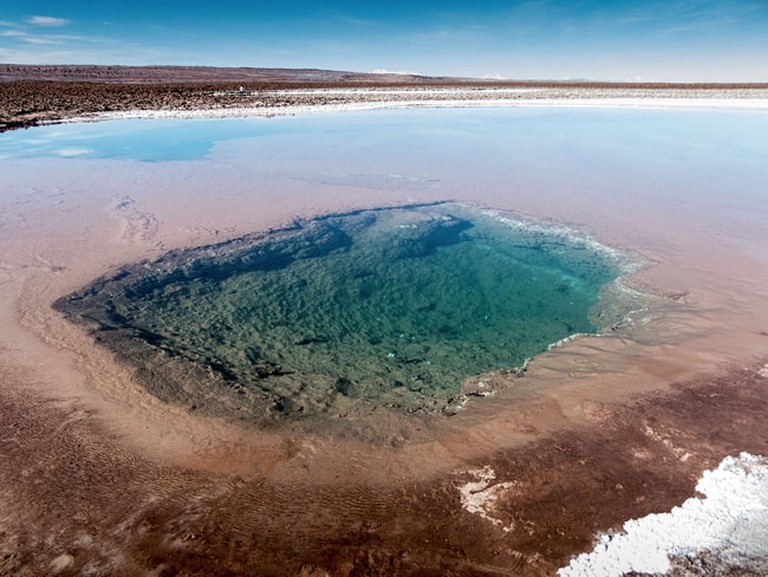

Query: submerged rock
[[55, 202, 633, 427]]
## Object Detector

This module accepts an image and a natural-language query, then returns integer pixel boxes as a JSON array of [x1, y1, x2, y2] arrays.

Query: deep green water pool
[[57, 202, 630, 422]]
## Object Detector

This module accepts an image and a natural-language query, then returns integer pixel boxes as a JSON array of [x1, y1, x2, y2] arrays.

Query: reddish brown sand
[[1, 104, 768, 576]]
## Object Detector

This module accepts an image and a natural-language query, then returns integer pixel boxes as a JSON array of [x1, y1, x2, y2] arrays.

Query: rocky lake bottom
[[55, 202, 634, 427]]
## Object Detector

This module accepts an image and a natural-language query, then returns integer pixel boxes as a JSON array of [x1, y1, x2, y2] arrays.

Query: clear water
[[3, 108, 766, 165], [58, 203, 627, 420], [0, 117, 293, 162], [7, 107, 768, 426]]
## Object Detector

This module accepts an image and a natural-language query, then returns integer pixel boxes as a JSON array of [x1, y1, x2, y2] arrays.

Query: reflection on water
[[56, 203, 631, 425], [0, 117, 287, 162], [14, 106, 762, 429], [3, 108, 766, 169]]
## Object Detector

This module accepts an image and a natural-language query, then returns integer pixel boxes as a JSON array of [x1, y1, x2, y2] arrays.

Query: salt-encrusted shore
[[3, 69, 768, 131], [34, 86, 768, 126], [559, 452, 768, 577]]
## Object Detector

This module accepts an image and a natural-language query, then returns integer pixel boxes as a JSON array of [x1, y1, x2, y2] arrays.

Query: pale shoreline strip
[[53, 91, 768, 126]]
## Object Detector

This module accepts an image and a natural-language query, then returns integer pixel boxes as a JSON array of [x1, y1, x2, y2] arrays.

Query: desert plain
[[1, 66, 768, 576]]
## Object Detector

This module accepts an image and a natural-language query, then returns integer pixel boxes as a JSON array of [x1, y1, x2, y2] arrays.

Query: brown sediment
[[2, 350, 767, 576]]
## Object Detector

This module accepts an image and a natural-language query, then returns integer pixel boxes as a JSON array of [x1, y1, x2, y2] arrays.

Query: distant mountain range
[[3, 64, 764, 89]]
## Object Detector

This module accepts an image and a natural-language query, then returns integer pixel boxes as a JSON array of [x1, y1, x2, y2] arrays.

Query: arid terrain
[[3, 362, 767, 576], [2, 64, 767, 131], [1, 65, 767, 576]]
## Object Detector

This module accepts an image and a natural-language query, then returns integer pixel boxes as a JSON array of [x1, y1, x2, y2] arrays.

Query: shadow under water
[[55, 203, 634, 428]]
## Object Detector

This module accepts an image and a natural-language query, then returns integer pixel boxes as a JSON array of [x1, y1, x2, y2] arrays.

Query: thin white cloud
[[410, 24, 491, 44], [26, 15, 72, 27], [21, 36, 63, 45], [9, 31, 99, 46], [0, 37, 193, 67], [1, 30, 27, 37], [323, 9, 374, 28]]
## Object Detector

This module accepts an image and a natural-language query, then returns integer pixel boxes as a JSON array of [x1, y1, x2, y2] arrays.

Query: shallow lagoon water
[[3, 104, 768, 575], [7, 106, 766, 425], [56, 201, 631, 422], [4, 107, 766, 166], [0, 117, 288, 161]]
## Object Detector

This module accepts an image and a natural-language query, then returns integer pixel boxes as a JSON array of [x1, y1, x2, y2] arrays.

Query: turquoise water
[[0, 117, 292, 162], [57, 203, 627, 420]]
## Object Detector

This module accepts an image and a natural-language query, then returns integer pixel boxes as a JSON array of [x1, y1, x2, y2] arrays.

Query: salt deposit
[[457, 466, 517, 532], [53, 86, 768, 127], [558, 452, 768, 577]]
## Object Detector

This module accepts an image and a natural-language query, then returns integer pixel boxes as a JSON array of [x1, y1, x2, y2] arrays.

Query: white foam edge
[[478, 208, 643, 275]]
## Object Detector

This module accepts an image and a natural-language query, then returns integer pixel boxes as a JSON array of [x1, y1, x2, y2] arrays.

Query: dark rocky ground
[[0, 64, 451, 130], [2, 64, 766, 132]]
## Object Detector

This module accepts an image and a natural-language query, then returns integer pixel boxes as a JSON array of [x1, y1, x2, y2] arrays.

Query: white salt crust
[[457, 466, 516, 532], [558, 452, 768, 577], [54, 87, 768, 127]]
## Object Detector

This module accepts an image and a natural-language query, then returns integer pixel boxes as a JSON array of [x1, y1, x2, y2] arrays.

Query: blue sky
[[1, 1, 767, 81]]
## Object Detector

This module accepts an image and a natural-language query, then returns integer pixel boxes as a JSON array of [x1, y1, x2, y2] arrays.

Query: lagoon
[[3, 103, 768, 575], [4, 106, 768, 426]]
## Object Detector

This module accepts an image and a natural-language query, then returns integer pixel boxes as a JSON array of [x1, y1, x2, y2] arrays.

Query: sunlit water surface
[[5, 107, 767, 424], [55, 202, 632, 420]]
